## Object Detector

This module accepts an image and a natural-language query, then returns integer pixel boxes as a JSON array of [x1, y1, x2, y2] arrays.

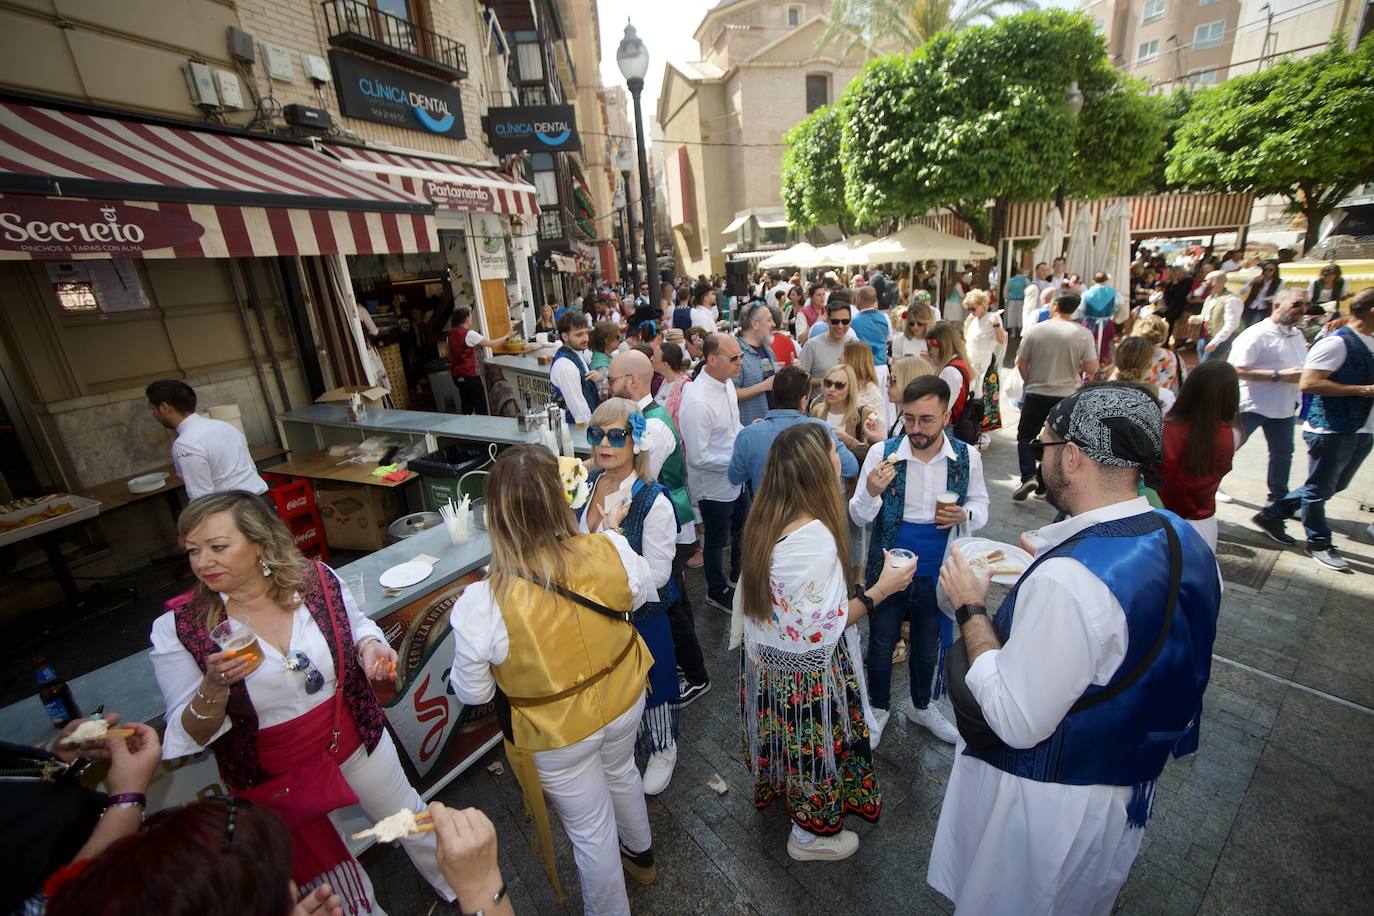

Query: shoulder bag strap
[[526, 573, 633, 623], [1068, 515, 1183, 715], [315, 562, 348, 753]]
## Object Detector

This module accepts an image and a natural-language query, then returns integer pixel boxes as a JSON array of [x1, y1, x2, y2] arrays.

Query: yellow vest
[[491, 533, 652, 752]]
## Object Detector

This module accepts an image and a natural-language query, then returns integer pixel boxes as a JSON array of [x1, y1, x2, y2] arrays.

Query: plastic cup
[[935, 491, 959, 512], [344, 573, 367, 610], [210, 616, 264, 675], [887, 548, 916, 570]]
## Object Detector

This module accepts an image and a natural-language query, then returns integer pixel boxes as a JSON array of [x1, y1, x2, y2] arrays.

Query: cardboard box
[[315, 484, 399, 551], [316, 386, 389, 411]]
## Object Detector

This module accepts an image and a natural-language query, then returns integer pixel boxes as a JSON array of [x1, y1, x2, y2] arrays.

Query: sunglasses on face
[[284, 650, 325, 694], [716, 352, 742, 362], [1029, 437, 1073, 462], [822, 378, 848, 390], [829, 317, 851, 326], [587, 426, 632, 447]]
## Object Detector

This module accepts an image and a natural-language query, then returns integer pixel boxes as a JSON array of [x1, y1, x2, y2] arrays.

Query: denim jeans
[[1263, 431, 1373, 547], [669, 542, 708, 684], [865, 576, 939, 710], [1016, 393, 1064, 482], [1197, 337, 1232, 363], [1241, 308, 1269, 329], [1239, 412, 1296, 505], [699, 492, 748, 594]]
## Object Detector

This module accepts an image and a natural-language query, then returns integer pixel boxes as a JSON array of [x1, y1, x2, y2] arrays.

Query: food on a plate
[[352, 809, 433, 842], [0, 500, 76, 534]]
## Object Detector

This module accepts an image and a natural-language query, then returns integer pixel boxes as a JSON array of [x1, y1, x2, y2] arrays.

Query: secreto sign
[[486, 105, 581, 154], [0, 197, 205, 257], [329, 50, 465, 139]]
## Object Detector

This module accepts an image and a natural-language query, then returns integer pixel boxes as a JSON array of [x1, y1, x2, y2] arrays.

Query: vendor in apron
[[848, 374, 990, 749]]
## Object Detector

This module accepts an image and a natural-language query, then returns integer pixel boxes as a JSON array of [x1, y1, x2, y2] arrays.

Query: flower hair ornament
[[627, 412, 650, 455]]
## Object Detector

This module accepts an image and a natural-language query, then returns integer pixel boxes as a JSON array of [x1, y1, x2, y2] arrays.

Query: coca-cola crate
[[288, 513, 329, 562], [265, 474, 316, 523]]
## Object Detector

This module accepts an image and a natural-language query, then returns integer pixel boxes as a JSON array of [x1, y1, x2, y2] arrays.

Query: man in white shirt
[[1021, 262, 1053, 328], [798, 298, 858, 387], [1228, 290, 1309, 538], [678, 333, 744, 611], [851, 375, 989, 748], [930, 384, 1221, 916], [1048, 256, 1067, 289], [1199, 269, 1243, 363], [1256, 288, 1374, 570], [146, 380, 268, 501], [548, 310, 603, 424], [688, 284, 718, 332]]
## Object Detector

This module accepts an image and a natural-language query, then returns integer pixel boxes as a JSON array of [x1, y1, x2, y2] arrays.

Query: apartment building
[[1082, 0, 1243, 89], [657, 0, 865, 277]]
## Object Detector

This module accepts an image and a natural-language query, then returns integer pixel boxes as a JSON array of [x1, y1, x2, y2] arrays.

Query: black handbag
[[944, 516, 1183, 752]]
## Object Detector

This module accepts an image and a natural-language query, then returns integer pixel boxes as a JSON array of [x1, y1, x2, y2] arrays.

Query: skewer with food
[[351, 809, 434, 842]]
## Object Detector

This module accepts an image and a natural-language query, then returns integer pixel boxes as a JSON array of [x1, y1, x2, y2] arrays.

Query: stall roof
[[324, 144, 540, 217], [0, 100, 437, 259]]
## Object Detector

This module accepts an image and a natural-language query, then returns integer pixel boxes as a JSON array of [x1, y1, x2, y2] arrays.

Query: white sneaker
[[1214, 490, 1235, 504], [787, 828, 859, 862], [642, 745, 677, 796], [1365, 522, 1374, 541], [868, 707, 891, 749], [906, 704, 959, 745]]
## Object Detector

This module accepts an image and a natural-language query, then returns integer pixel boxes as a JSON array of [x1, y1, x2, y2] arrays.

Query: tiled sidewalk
[[365, 405, 1374, 915]]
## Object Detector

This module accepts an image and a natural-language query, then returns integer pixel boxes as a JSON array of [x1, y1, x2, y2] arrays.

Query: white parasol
[[1093, 200, 1132, 296], [1032, 206, 1065, 270], [852, 224, 995, 266], [757, 242, 819, 271], [807, 234, 879, 268], [1064, 205, 1097, 282]]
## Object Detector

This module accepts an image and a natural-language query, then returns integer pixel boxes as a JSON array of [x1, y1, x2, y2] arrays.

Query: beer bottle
[[34, 656, 81, 728]]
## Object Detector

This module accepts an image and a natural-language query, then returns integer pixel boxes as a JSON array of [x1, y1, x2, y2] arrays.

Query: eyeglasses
[[1029, 438, 1073, 462], [829, 317, 851, 326], [284, 650, 325, 694], [900, 412, 941, 428], [822, 378, 848, 390], [715, 352, 742, 363], [587, 426, 632, 447], [606, 373, 633, 386]]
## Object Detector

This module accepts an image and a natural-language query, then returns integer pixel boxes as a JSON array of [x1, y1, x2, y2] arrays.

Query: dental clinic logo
[[493, 118, 572, 148], [358, 78, 455, 133]]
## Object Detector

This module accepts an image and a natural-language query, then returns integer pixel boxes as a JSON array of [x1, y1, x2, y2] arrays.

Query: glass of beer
[[210, 616, 264, 675], [935, 491, 959, 513]]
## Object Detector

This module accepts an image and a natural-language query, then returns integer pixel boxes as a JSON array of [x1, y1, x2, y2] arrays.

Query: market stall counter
[[0, 524, 499, 856], [483, 351, 555, 415], [275, 404, 589, 456]]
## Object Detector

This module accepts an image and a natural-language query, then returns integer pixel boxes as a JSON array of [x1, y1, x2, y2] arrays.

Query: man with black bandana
[[928, 383, 1222, 915]]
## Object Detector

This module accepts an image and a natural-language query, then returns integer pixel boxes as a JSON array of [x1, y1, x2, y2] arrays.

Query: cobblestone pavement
[[364, 401, 1374, 915]]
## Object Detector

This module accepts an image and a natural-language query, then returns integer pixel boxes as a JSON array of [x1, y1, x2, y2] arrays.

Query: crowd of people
[[9, 247, 1371, 916]]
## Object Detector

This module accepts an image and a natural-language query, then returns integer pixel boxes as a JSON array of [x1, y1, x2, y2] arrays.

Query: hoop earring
[[260, 559, 271, 577]]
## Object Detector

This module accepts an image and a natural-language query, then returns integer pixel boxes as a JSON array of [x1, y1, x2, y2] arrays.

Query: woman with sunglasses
[[448, 444, 658, 914], [149, 492, 453, 915], [576, 398, 682, 796], [812, 364, 876, 581]]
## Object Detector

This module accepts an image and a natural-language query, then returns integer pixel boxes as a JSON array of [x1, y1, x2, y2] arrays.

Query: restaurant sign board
[[0, 197, 205, 257]]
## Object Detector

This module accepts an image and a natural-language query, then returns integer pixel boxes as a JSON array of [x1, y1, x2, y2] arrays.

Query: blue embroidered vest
[[581, 472, 678, 622], [552, 347, 600, 418], [864, 434, 969, 585], [966, 510, 1220, 825], [1307, 327, 1374, 434]]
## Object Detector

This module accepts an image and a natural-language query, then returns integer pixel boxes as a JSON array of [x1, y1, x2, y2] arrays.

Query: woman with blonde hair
[[1110, 335, 1174, 411], [448, 444, 658, 914], [576, 397, 682, 796], [1130, 313, 1183, 396], [842, 339, 885, 419], [865, 355, 935, 444], [149, 492, 451, 915], [735, 423, 915, 862], [962, 288, 1007, 441], [924, 321, 978, 442], [811, 363, 876, 580], [893, 301, 936, 360]]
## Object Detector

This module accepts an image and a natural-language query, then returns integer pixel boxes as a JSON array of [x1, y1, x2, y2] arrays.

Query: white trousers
[[875, 363, 895, 428], [326, 730, 457, 907], [535, 693, 651, 916]]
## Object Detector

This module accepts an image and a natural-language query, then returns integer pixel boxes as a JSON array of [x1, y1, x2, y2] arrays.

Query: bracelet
[[105, 793, 146, 809], [186, 700, 224, 721], [196, 686, 226, 705], [355, 636, 382, 662], [460, 881, 508, 916]]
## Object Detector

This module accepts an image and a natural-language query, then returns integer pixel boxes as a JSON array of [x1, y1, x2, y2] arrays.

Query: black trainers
[[1011, 480, 1036, 502], [1252, 512, 1297, 546], [621, 844, 657, 885], [707, 587, 735, 612], [678, 677, 711, 707]]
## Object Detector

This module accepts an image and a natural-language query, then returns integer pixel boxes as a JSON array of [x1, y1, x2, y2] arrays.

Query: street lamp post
[[1055, 81, 1084, 213], [617, 21, 657, 289]]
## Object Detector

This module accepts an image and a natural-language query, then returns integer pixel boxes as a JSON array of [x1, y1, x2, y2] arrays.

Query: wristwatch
[[1269, 370, 1280, 382], [955, 603, 987, 626]]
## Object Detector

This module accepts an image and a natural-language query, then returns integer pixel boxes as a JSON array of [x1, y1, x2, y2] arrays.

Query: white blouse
[[743, 519, 849, 653], [149, 566, 383, 760], [447, 532, 654, 707], [576, 480, 675, 593]]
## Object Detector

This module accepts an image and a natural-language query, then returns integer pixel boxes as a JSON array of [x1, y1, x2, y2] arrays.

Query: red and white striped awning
[[0, 100, 437, 260], [324, 144, 540, 217]]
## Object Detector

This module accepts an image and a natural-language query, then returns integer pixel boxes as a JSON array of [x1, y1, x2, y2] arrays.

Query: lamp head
[[617, 20, 650, 86], [1065, 81, 1084, 118]]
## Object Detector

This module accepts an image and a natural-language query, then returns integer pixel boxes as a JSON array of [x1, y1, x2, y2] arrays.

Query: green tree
[[1166, 36, 1374, 254], [781, 105, 853, 233], [818, 0, 1037, 56], [838, 10, 1165, 254]]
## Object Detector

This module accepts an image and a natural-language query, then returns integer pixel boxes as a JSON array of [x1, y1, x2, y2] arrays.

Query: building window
[[1191, 68, 1218, 86], [1094, 18, 1105, 33], [1193, 20, 1224, 49], [531, 153, 559, 208], [511, 30, 543, 82], [787, 5, 802, 27], [805, 74, 829, 113], [1136, 39, 1160, 62], [1141, 0, 1165, 23]]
